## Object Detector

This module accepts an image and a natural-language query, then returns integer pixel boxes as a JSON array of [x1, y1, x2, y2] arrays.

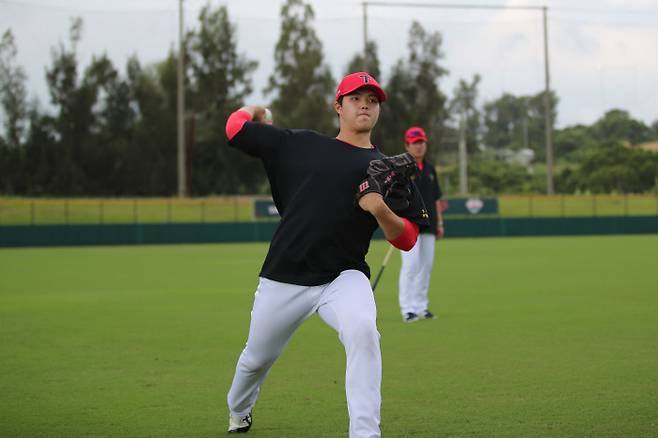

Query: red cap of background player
[[405, 126, 428, 143], [335, 72, 387, 103]]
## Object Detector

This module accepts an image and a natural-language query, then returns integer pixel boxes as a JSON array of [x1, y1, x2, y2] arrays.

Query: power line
[[555, 5, 658, 16], [362, 1, 555, 194], [3, 0, 658, 21]]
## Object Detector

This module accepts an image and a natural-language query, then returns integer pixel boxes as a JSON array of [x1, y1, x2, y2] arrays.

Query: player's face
[[335, 89, 381, 133], [405, 140, 427, 160]]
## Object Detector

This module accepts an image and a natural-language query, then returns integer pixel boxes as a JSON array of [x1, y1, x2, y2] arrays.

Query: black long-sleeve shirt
[[415, 160, 443, 235], [229, 121, 387, 285]]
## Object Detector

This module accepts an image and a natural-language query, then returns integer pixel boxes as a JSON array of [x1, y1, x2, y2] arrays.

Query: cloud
[[2, 0, 657, 127]]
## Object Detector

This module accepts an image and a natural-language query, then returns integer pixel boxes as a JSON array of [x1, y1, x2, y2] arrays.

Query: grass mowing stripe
[[0, 236, 657, 437]]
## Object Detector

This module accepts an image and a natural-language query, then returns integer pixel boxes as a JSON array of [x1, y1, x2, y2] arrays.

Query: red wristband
[[388, 218, 419, 251], [225, 110, 252, 140]]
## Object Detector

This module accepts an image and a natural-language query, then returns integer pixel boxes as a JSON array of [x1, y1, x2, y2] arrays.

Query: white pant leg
[[317, 270, 381, 438], [227, 277, 320, 416], [415, 233, 436, 312], [399, 238, 423, 315]]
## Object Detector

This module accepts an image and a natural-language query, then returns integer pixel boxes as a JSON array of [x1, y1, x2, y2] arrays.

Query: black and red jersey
[[414, 160, 443, 235], [228, 121, 426, 286]]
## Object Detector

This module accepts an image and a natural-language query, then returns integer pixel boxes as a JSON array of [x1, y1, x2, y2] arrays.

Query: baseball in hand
[[263, 108, 273, 125]]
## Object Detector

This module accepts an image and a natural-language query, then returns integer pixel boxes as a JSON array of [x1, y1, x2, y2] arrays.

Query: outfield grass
[[1, 236, 657, 437], [1, 194, 657, 224]]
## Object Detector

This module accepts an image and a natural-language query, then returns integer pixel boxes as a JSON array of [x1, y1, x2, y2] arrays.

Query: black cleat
[[404, 312, 420, 323], [228, 412, 252, 433], [423, 310, 437, 320]]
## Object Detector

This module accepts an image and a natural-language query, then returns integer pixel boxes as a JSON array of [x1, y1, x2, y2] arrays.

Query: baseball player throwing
[[224, 72, 428, 437]]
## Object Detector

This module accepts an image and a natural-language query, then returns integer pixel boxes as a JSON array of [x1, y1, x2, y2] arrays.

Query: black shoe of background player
[[403, 312, 420, 323], [423, 310, 437, 320]]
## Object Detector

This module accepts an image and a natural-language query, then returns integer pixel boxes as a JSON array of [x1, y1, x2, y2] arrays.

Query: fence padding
[[1, 216, 657, 247]]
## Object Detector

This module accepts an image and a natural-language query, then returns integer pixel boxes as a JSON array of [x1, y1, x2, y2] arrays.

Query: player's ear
[[334, 101, 342, 116]]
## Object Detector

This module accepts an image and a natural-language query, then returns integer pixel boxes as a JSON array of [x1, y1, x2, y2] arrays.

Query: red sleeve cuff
[[388, 218, 419, 251], [225, 110, 252, 140]]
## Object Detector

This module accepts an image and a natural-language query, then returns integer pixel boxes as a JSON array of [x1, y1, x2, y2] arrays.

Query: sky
[[2, 0, 658, 128]]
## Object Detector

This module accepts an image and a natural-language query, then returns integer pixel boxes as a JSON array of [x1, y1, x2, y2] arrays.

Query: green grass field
[[1, 236, 657, 437]]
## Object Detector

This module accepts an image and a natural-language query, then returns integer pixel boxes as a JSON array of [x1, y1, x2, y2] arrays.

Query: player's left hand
[[437, 225, 445, 240], [384, 180, 412, 212], [355, 152, 417, 206]]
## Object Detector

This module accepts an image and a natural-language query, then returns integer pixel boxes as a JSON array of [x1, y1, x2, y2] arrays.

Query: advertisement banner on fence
[[254, 199, 280, 219], [440, 197, 499, 215], [256, 197, 497, 218]]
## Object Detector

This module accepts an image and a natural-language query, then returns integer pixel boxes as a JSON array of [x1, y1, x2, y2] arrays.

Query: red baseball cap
[[405, 126, 428, 143], [335, 72, 387, 103]]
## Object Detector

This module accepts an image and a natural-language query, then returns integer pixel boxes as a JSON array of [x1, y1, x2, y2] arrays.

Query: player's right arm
[[225, 106, 285, 158]]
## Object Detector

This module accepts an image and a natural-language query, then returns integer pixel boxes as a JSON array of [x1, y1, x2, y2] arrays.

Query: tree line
[[1, 0, 657, 196]]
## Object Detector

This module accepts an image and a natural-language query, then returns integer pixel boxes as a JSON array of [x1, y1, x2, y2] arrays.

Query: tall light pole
[[542, 6, 554, 194], [177, 0, 187, 197], [362, 1, 554, 195]]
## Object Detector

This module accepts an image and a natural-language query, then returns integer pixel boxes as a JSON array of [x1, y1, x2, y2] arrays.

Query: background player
[[398, 126, 445, 323], [224, 72, 428, 437]]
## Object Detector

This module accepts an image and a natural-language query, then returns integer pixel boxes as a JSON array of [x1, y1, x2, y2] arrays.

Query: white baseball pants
[[399, 233, 436, 315], [227, 269, 381, 438]]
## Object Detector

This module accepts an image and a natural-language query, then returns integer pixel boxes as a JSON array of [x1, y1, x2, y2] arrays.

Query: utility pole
[[177, 0, 187, 197], [362, 2, 554, 194], [458, 111, 468, 195], [522, 115, 529, 150], [542, 6, 554, 194]]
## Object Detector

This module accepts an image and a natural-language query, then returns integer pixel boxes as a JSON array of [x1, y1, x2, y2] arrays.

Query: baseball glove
[[385, 179, 413, 212], [355, 152, 418, 210]]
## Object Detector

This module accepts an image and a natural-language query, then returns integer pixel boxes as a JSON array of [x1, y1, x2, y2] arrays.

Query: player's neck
[[336, 130, 373, 149]]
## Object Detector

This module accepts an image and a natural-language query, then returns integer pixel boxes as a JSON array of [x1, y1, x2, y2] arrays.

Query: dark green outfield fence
[[1, 216, 657, 247]]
